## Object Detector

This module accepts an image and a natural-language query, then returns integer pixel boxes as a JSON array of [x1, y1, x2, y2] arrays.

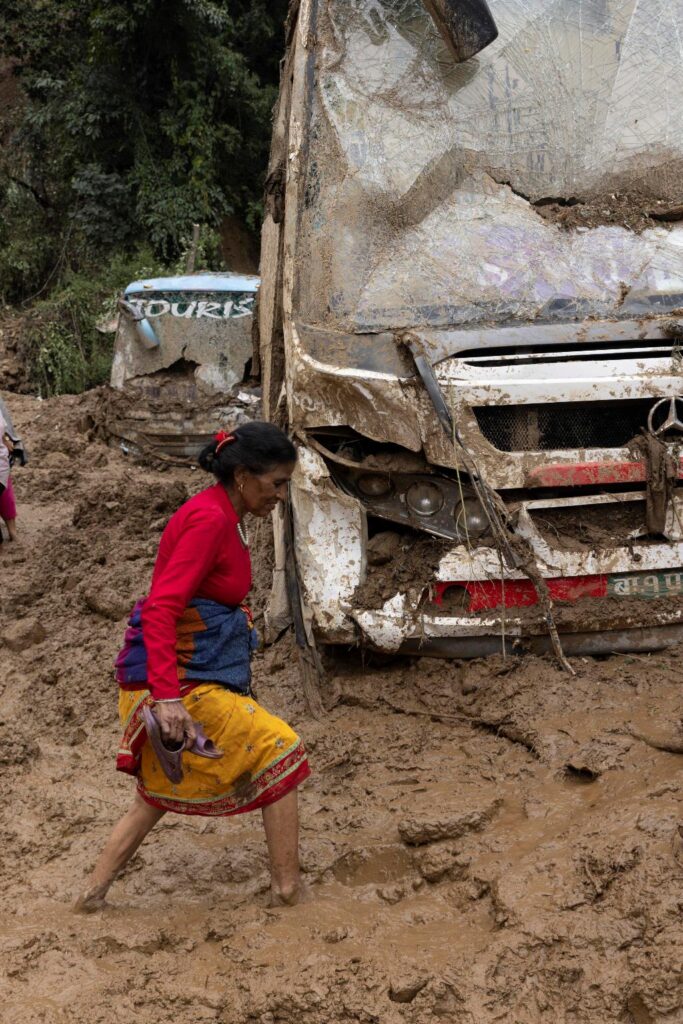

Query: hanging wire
[[401, 331, 574, 675]]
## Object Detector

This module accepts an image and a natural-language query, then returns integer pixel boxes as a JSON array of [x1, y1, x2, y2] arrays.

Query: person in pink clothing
[[0, 399, 20, 542], [0, 474, 17, 541], [0, 407, 13, 543]]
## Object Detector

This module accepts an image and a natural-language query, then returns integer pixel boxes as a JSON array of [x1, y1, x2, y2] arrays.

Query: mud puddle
[[1, 391, 682, 1023]]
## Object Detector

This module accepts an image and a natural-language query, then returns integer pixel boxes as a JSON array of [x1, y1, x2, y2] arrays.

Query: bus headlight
[[406, 481, 444, 516], [357, 473, 393, 497], [455, 496, 489, 539]]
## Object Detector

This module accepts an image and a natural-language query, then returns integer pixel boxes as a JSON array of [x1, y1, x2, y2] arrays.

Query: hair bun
[[197, 439, 219, 472]]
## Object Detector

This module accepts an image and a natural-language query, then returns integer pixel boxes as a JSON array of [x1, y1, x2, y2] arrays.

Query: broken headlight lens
[[454, 497, 489, 539], [405, 481, 444, 516], [357, 473, 393, 497]]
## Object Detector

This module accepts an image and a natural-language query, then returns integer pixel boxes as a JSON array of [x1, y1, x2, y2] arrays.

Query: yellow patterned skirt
[[117, 684, 310, 816]]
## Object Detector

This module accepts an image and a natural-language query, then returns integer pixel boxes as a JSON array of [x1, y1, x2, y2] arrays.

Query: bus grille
[[474, 399, 653, 451]]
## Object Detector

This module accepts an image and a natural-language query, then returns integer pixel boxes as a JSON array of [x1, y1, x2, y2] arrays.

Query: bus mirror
[[118, 298, 160, 349]]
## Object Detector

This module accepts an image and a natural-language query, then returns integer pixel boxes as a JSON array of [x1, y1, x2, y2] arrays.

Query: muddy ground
[[1, 390, 682, 1024]]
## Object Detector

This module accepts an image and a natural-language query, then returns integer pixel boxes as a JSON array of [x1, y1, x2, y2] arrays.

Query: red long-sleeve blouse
[[141, 483, 251, 700]]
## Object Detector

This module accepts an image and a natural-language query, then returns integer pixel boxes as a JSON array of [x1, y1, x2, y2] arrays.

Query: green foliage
[[0, 0, 287, 390], [173, 226, 228, 275], [1, 0, 287, 269], [33, 322, 106, 397], [21, 246, 168, 396], [0, 182, 58, 305]]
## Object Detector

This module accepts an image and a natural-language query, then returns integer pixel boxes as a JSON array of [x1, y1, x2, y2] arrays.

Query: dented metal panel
[[354, 601, 683, 655], [286, 320, 683, 490], [292, 0, 683, 334], [286, 323, 425, 450], [278, 2, 683, 486], [289, 446, 366, 639], [353, 527, 683, 652]]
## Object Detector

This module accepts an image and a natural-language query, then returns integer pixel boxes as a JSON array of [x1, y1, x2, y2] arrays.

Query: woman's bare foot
[[268, 880, 310, 907], [73, 882, 110, 914]]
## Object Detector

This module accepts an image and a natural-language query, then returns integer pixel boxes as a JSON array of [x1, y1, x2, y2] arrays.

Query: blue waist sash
[[115, 597, 258, 695]]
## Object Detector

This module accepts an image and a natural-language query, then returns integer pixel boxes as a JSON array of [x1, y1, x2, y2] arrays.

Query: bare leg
[[262, 789, 303, 905], [5, 518, 17, 541], [74, 794, 165, 912]]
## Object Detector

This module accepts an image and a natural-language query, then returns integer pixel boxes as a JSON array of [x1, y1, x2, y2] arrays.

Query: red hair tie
[[215, 430, 235, 454]]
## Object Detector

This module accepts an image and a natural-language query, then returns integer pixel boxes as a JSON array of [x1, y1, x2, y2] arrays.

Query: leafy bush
[[32, 322, 107, 397]]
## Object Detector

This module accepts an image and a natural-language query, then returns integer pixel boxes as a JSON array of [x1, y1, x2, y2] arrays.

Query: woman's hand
[[153, 701, 198, 746], [2, 433, 13, 454]]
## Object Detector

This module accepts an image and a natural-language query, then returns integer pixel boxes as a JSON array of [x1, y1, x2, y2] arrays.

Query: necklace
[[237, 521, 249, 548]]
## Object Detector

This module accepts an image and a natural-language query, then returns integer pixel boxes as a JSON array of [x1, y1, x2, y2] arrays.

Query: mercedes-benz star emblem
[[647, 397, 683, 437]]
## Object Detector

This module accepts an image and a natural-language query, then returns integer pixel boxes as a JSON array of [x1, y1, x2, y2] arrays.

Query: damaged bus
[[259, 0, 683, 662], [109, 273, 260, 460]]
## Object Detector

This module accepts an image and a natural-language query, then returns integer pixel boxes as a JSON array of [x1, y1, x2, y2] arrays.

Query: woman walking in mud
[[76, 422, 310, 911]]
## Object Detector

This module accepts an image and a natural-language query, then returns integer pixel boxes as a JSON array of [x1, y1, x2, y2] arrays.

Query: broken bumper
[[289, 446, 683, 656], [356, 602, 683, 659]]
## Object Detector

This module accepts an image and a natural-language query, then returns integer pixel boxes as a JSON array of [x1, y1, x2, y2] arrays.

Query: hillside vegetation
[[0, 0, 287, 392]]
